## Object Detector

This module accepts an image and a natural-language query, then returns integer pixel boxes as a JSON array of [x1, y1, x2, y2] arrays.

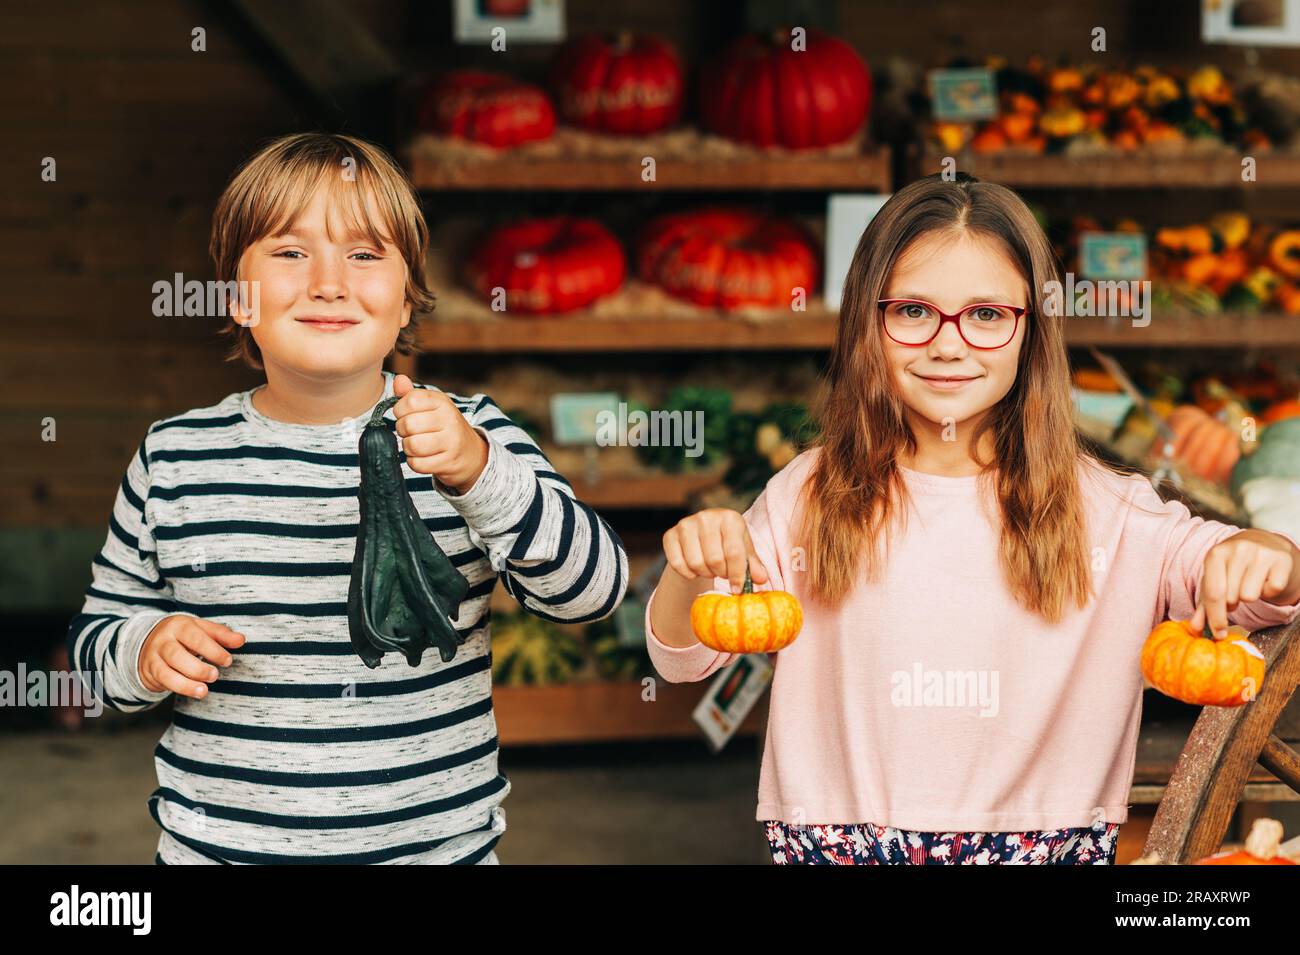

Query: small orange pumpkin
[[1141, 618, 1266, 707], [690, 563, 803, 653], [1195, 818, 1297, 865]]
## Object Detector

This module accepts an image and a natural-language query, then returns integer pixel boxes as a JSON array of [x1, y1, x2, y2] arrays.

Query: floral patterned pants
[[763, 820, 1119, 865]]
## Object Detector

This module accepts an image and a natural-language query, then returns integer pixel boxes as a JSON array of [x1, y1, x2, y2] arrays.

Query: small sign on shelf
[[453, 0, 566, 44], [1079, 232, 1148, 281], [825, 194, 891, 312], [927, 67, 999, 122], [550, 392, 620, 445]]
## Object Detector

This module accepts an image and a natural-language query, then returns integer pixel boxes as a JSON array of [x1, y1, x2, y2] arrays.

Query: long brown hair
[[796, 172, 1145, 622]]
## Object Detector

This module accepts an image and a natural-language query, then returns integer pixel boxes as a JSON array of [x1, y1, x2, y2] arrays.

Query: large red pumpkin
[[550, 31, 683, 135], [465, 217, 626, 314], [700, 29, 871, 149], [417, 70, 555, 149], [638, 209, 820, 310]]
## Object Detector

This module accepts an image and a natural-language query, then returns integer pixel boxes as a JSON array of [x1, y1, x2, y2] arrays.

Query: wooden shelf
[[492, 679, 767, 746], [917, 149, 1300, 189], [417, 310, 838, 352], [406, 131, 891, 191], [416, 308, 1300, 353], [569, 471, 723, 509], [1061, 312, 1300, 348]]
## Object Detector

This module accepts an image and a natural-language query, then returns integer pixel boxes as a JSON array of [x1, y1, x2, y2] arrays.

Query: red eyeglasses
[[878, 298, 1029, 349]]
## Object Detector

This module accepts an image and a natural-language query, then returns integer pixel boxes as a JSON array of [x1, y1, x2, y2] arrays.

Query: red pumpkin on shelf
[[464, 217, 625, 314], [550, 31, 683, 135], [417, 70, 555, 149], [699, 28, 871, 149], [638, 209, 819, 310]]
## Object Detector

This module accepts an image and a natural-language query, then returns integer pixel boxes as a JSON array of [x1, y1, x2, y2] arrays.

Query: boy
[[67, 133, 629, 863]]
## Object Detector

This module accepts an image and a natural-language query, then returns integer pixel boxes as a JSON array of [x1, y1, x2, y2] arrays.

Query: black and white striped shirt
[[67, 370, 628, 863]]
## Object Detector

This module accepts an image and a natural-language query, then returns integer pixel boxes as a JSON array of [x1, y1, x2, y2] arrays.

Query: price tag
[[1079, 232, 1147, 280], [825, 194, 890, 311], [928, 68, 998, 121], [549, 392, 620, 446], [692, 654, 773, 753], [613, 597, 647, 648]]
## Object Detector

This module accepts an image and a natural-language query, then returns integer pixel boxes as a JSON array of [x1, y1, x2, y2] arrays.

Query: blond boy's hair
[[210, 132, 436, 370]]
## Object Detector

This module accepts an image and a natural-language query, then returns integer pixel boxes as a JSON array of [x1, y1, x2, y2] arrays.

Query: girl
[[645, 173, 1300, 865], [68, 133, 628, 863]]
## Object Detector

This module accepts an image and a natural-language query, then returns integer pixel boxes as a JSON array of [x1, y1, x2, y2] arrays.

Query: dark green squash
[[348, 396, 471, 668]]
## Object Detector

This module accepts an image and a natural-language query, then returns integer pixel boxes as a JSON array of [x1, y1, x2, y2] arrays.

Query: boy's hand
[[1191, 529, 1300, 638], [139, 615, 245, 699], [391, 374, 490, 494]]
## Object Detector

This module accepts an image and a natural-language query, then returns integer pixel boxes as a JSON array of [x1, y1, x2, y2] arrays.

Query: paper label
[[1079, 232, 1148, 280], [692, 654, 773, 752], [928, 68, 998, 121]]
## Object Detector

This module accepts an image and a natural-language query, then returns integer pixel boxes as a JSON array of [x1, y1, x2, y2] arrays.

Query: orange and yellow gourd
[[689, 564, 803, 653]]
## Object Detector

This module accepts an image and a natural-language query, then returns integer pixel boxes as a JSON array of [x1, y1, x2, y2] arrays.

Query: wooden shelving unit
[[916, 148, 1300, 188]]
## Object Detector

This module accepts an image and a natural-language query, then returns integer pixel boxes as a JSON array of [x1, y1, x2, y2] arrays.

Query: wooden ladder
[[1142, 614, 1300, 863]]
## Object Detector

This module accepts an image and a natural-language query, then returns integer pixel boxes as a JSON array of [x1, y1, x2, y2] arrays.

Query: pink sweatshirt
[[645, 448, 1300, 831]]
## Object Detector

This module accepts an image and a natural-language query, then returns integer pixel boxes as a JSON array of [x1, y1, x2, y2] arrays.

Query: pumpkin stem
[[367, 395, 400, 428], [743, 561, 753, 594], [1202, 620, 1215, 640]]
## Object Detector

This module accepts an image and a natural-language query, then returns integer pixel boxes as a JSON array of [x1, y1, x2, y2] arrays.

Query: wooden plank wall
[[4, 0, 1300, 610]]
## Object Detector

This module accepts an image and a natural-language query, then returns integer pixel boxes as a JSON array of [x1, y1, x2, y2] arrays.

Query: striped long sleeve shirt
[[67, 369, 628, 864]]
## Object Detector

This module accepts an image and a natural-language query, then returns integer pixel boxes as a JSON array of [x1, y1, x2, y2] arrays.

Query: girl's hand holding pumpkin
[[139, 614, 245, 699], [1191, 529, 1300, 638], [662, 507, 770, 594], [391, 374, 489, 494]]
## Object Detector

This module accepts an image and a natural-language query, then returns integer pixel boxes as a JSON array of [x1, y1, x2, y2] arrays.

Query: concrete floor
[[0, 727, 769, 865]]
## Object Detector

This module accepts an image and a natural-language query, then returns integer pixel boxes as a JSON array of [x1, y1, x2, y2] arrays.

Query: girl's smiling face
[[235, 183, 412, 379], [881, 229, 1028, 429]]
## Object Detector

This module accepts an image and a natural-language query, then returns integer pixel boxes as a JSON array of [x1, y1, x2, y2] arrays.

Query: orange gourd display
[[1166, 404, 1240, 485], [690, 563, 803, 653], [1195, 818, 1297, 865], [1140, 618, 1265, 707]]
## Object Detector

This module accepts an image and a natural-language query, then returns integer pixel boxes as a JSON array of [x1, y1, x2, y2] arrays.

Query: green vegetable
[[723, 401, 819, 494], [348, 396, 471, 668], [587, 617, 652, 681], [490, 612, 586, 686], [1231, 417, 1300, 497], [631, 385, 732, 473]]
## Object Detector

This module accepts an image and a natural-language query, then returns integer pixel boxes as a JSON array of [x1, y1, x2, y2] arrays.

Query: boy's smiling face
[[881, 229, 1028, 430], [234, 182, 412, 380]]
